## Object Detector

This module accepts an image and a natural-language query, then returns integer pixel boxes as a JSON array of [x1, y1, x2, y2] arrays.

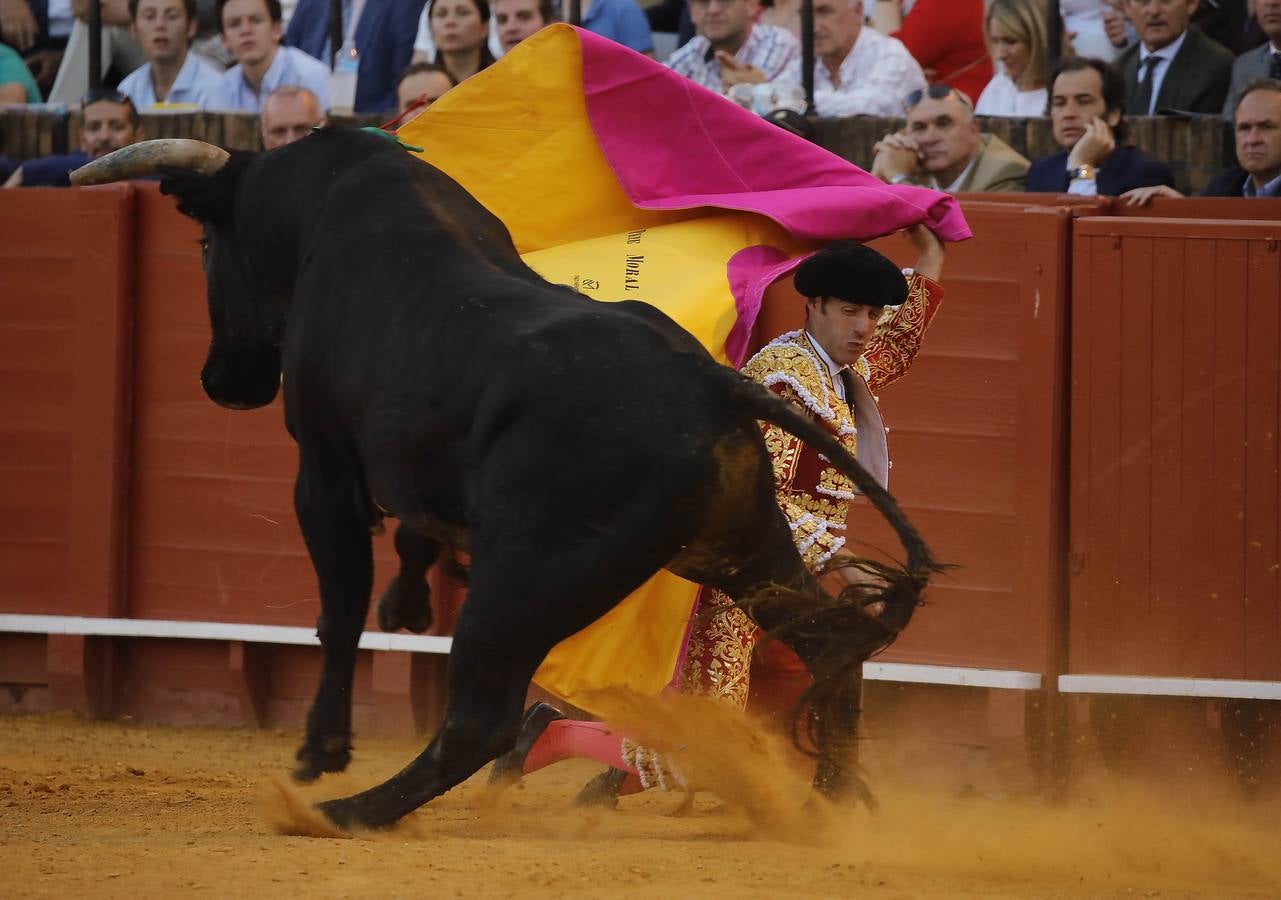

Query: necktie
[[325, 0, 351, 64], [1271, 52, 1281, 81], [838, 368, 856, 414], [1132, 55, 1161, 116]]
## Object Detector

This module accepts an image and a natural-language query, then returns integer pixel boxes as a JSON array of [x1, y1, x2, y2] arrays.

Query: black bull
[[73, 128, 938, 830]]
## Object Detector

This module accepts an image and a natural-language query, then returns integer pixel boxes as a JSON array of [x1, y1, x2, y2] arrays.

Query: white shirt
[[974, 70, 1047, 118], [213, 45, 331, 112], [939, 155, 977, 193], [782, 26, 926, 118], [666, 23, 799, 93], [806, 331, 851, 402], [1136, 27, 1189, 115], [118, 52, 225, 108]]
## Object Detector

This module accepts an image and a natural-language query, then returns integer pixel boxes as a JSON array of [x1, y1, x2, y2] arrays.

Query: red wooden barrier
[[0, 185, 134, 714], [1069, 216, 1281, 680]]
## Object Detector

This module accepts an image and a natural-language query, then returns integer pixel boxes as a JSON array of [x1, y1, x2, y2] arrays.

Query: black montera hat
[[793, 240, 908, 307]]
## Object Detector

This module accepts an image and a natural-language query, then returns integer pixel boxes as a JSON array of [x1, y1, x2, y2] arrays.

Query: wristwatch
[[889, 173, 912, 185], [1068, 164, 1097, 181]]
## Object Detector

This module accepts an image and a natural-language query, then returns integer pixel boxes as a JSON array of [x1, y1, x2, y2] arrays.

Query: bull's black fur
[[163, 126, 938, 830]]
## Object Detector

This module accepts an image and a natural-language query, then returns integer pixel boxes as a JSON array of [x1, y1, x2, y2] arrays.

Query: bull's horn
[[70, 139, 230, 186]]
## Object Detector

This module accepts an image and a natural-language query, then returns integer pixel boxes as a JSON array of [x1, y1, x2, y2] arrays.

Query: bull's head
[[72, 139, 284, 410]]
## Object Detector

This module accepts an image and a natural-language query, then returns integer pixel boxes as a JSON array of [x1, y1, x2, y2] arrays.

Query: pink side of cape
[[575, 28, 969, 375], [576, 28, 972, 244], [573, 30, 972, 687]]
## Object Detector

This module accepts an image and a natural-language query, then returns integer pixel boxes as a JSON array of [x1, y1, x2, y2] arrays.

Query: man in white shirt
[[117, 0, 223, 106], [779, 0, 924, 117], [214, 0, 330, 111], [665, 0, 798, 95]]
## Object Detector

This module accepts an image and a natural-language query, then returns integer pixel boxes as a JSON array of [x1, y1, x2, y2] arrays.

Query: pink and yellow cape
[[396, 25, 970, 712]]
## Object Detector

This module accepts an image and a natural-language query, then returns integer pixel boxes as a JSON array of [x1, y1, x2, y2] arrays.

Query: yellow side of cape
[[396, 26, 806, 708]]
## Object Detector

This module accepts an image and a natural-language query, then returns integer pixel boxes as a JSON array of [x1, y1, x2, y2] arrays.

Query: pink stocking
[[521, 719, 639, 777]]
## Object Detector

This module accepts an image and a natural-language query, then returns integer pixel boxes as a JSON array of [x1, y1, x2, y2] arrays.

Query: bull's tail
[[715, 364, 938, 582], [708, 363, 944, 788]]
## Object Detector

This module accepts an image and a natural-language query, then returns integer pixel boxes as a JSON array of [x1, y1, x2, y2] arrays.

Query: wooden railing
[[3, 109, 1235, 194]]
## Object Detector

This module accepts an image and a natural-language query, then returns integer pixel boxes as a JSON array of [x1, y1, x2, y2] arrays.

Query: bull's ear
[[158, 151, 252, 227]]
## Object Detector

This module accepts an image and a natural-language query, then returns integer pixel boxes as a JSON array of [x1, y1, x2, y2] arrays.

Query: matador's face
[[805, 298, 884, 368]]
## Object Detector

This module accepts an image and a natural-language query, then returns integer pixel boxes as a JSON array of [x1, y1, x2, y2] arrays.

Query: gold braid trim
[[862, 272, 943, 391]]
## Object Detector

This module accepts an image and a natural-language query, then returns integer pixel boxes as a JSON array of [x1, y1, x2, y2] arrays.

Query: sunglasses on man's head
[[81, 88, 131, 106], [903, 84, 971, 111]]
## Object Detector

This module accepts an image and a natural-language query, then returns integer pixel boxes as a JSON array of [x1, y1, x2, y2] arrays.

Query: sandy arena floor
[[1, 708, 1279, 899]]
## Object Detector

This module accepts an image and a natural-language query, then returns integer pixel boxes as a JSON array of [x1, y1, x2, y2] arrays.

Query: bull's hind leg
[[375, 525, 440, 634], [314, 507, 689, 830], [292, 450, 374, 782]]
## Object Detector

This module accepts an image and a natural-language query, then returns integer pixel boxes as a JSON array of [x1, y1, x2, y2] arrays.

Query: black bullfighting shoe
[[572, 766, 629, 809], [487, 701, 566, 786]]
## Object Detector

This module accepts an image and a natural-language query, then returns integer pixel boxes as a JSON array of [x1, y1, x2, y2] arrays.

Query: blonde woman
[[974, 0, 1049, 117]]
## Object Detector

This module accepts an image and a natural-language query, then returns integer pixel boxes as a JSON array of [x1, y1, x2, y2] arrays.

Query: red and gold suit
[[623, 271, 944, 789]]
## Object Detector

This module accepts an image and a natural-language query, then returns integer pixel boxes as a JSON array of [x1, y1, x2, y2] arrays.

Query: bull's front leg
[[291, 451, 373, 782]]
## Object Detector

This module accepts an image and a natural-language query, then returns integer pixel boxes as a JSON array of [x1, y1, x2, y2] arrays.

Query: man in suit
[[1125, 79, 1281, 202], [870, 85, 1030, 193], [1118, 0, 1233, 115], [1224, 0, 1281, 114], [1026, 56, 1175, 195], [285, 0, 426, 114]]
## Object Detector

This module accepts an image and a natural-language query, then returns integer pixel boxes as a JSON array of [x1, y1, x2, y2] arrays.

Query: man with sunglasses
[[871, 84, 1029, 194], [3, 89, 142, 187]]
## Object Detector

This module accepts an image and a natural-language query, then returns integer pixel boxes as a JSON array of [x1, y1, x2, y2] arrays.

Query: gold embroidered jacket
[[740, 273, 943, 568]]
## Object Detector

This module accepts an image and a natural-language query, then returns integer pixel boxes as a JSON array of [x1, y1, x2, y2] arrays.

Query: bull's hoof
[[375, 575, 432, 634], [292, 738, 352, 783], [813, 762, 877, 812], [573, 767, 628, 809], [488, 702, 565, 786]]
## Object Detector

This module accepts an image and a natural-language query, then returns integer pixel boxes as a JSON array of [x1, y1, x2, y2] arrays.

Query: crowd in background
[[2, 0, 1280, 198]]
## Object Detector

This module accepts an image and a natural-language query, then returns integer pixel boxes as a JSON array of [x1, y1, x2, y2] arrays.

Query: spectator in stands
[[1118, 0, 1232, 115], [260, 83, 323, 148], [665, 0, 797, 94], [0, 41, 41, 101], [493, 0, 553, 51], [871, 85, 1029, 192], [1124, 78, 1281, 200], [570, 0, 654, 55], [1026, 56, 1174, 194], [975, 0, 1049, 117], [1224, 0, 1281, 113], [3, 89, 141, 187], [411, 0, 496, 81], [0, 0, 74, 94], [396, 58, 453, 110], [213, 0, 330, 111], [117, 0, 222, 107], [868, 0, 993, 104], [284, 0, 425, 114], [790, 0, 924, 117]]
